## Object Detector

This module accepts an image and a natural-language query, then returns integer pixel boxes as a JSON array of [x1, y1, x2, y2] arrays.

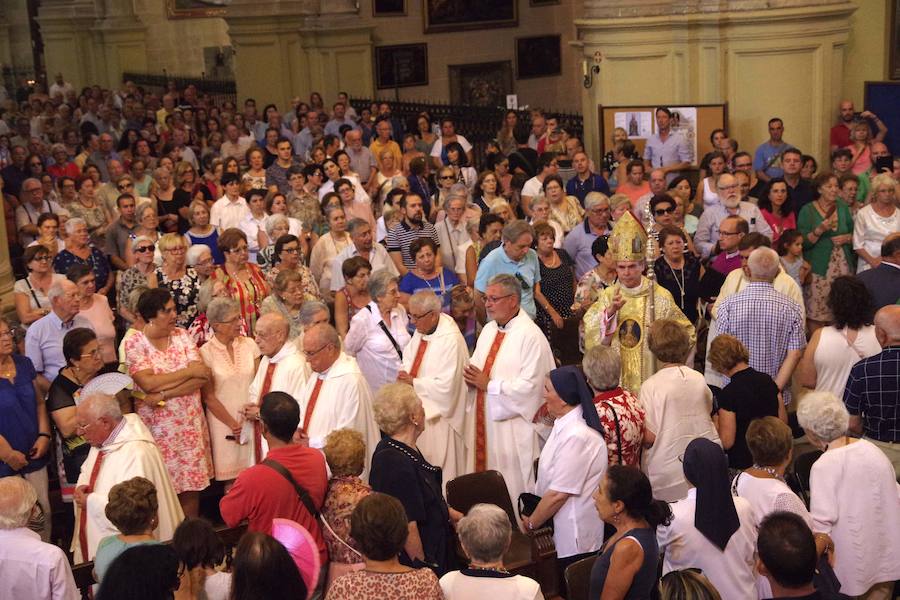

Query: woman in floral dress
[[209, 228, 270, 335]]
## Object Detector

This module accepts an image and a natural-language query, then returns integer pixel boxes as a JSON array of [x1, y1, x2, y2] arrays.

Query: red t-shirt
[[830, 124, 851, 149], [220, 444, 329, 563]]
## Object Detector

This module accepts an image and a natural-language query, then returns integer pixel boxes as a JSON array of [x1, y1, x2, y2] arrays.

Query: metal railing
[[122, 71, 237, 106]]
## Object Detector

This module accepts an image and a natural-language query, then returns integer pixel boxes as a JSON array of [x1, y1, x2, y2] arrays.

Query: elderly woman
[[853, 172, 899, 272], [126, 288, 213, 517], [654, 225, 703, 325], [657, 438, 758, 600], [309, 205, 351, 292], [528, 196, 564, 247], [543, 175, 584, 233], [590, 465, 672, 600], [260, 270, 309, 340], [14, 245, 66, 327], [324, 493, 444, 600], [526, 366, 606, 587], [187, 278, 249, 348], [263, 234, 320, 299], [117, 236, 159, 324], [322, 428, 371, 588], [155, 233, 201, 329], [210, 228, 269, 335], [798, 171, 855, 330], [398, 238, 459, 311], [66, 177, 110, 249], [184, 200, 223, 265], [199, 297, 260, 484], [53, 217, 112, 295], [798, 392, 900, 598], [344, 270, 410, 395], [125, 201, 161, 264], [335, 256, 372, 338], [533, 222, 576, 357], [440, 504, 542, 600], [797, 275, 881, 397], [708, 334, 784, 470], [369, 384, 458, 576], [185, 244, 215, 283], [67, 264, 117, 365], [640, 320, 720, 502], [582, 345, 645, 467], [93, 477, 160, 582]]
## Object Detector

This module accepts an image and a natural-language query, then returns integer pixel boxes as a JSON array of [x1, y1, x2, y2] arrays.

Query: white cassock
[[72, 414, 184, 563], [402, 313, 471, 492], [467, 309, 556, 508], [247, 342, 311, 461], [296, 352, 380, 478]]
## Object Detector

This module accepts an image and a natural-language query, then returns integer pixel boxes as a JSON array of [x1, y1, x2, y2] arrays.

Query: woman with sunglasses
[[15, 245, 66, 327], [118, 236, 159, 325], [654, 225, 703, 325]]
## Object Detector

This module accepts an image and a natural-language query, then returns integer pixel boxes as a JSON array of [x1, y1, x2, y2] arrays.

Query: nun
[[523, 365, 608, 589], [656, 438, 758, 600]]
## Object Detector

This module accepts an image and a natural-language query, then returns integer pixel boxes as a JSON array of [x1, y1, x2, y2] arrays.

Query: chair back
[[789, 449, 823, 508], [446, 470, 517, 527], [564, 554, 598, 600]]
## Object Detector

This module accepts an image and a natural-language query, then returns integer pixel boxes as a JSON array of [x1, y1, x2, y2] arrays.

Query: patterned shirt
[[844, 347, 900, 443], [716, 282, 806, 403]]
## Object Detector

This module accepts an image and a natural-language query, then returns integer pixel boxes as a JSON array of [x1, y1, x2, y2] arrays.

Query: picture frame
[[530, 0, 560, 5], [373, 0, 406, 17], [375, 43, 429, 89], [424, 0, 516, 33], [515, 35, 562, 79], [448, 61, 514, 108], [166, 0, 229, 19], [891, 0, 900, 79]]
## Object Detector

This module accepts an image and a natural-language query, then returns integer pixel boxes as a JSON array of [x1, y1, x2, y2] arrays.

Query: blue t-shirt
[[399, 268, 460, 310], [0, 355, 47, 477], [94, 536, 160, 582], [474, 247, 541, 319], [753, 141, 791, 179]]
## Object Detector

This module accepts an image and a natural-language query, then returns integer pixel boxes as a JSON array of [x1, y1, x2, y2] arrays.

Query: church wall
[[841, 0, 889, 108], [131, 0, 229, 76]]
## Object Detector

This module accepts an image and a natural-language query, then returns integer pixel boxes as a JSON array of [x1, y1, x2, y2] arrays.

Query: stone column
[[36, 0, 101, 90], [90, 0, 149, 87], [575, 0, 856, 165]]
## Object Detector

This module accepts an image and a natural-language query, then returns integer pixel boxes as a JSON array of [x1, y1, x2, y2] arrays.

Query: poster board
[[598, 104, 728, 165]]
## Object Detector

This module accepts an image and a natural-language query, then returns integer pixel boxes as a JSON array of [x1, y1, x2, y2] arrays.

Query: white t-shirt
[[522, 176, 543, 199], [430, 134, 473, 158], [440, 570, 542, 600]]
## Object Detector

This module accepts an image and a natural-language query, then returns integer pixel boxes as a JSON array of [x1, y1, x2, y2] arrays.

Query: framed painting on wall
[[375, 44, 429, 89], [448, 61, 513, 107], [166, 0, 230, 19], [373, 0, 406, 17], [516, 35, 561, 79], [424, 0, 516, 33]]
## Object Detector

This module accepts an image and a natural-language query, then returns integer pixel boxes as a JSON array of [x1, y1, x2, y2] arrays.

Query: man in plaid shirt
[[716, 247, 806, 405], [845, 305, 900, 471]]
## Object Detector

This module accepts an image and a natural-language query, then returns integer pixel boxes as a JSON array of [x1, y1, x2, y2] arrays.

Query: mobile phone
[[874, 155, 894, 174]]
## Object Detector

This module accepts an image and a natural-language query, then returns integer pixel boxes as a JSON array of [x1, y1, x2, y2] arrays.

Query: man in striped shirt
[[386, 193, 441, 276]]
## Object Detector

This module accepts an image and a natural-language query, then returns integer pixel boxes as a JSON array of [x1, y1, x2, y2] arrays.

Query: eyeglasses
[[654, 207, 676, 216], [281, 247, 299, 254], [439, 175, 456, 180], [0, 329, 14, 339], [117, 182, 134, 191], [134, 245, 154, 253], [409, 309, 433, 322], [32, 255, 51, 262], [227, 245, 249, 253], [75, 419, 99, 434], [484, 293, 514, 304], [23, 187, 42, 193], [80, 348, 103, 359], [303, 343, 332, 358], [165, 246, 187, 253], [718, 230, 740, 237]]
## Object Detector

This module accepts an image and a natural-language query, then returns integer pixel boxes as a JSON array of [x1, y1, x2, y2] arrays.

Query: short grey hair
[[502, 219, 534, 243], [207, 297, 240, 325], [135, 201, 156, 222], [409, 290, 441, 314], [584, 192, 610, 211], [299, 301, 330, 326], [582, 345, 621, 391], [346, 217, 370, 236], [390, 175, 408, 188], [457, 504, 511, 563], [80, 393, 123, 422], [48, 279, 72, 301], [373, 382, 421, 435], [487, 273, 522, 304], [796, 391, 849, 443], [748, 247, 780, 282], [130, 235, 156, 252], [530, 196, 550, 209], [64, 217, 87, 235], [368, 269, 398, 300], [323, 204, 345, 220], [0, 477, 38, 530], [265, 214, 290, 237], [185, 243, 211, 266]]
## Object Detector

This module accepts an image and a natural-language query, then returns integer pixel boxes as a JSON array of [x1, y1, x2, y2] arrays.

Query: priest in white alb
[[244, 312, 311, 462], [297, 323, 380, 476], [72, 393, 183, 562], [397, 290, 470, 490], [463, 273, 556, 507]]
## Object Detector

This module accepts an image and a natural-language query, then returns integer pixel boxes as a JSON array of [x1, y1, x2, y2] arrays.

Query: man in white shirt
[[521, 152, 559, 216], [220, 124, 255, 165], [330, 218, 398, 293], [210, 173, 249, 232], [430, 117, 474, 170], [435, 193, 470, 282], [48, 73, 74, 100], [15, 178, 62, 246], [0, 478, 79, 600]]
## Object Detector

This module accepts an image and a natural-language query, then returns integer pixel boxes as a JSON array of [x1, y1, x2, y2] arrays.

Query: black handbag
[[813, 553, 850, 600], [517, 492, 553, 532]]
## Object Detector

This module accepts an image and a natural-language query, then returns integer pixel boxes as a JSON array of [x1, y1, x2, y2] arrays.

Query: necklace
[[750, 464, 783, 480], [467, 564, 510, 574], [0, 358, 16, 381], [664, 257, 686, 308]]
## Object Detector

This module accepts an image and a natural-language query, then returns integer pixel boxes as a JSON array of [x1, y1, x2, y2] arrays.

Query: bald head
[[255, 312, 290, 357], [874, 305, 900, 347], [302, 323, 341, 372]]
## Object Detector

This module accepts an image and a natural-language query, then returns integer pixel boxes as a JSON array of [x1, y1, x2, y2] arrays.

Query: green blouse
[[797, 200, 856, 276]]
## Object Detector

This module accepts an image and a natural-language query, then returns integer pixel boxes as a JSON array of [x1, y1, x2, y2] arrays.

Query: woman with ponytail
[[589, 464, 672, 599]]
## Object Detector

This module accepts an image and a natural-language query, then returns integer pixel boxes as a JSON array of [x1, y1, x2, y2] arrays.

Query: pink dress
[[126, 328, 213, 493]]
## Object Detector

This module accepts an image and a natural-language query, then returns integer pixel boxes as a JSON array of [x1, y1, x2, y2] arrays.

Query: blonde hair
[[157, 232, 187, 253], [373, 383, 421, 435], [323, 429, 366, 477]]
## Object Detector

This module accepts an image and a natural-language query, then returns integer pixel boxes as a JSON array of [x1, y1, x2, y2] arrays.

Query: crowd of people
[[1, 78, 899, 600]]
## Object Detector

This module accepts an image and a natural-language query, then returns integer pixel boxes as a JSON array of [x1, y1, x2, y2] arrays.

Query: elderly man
[[845, 305, 900, 471], [344, 128, 377, 186], [694, 173, 771, 259], [297, 324, 380, 467], [583, 211, 695, 394], [634, 168, 667, 218], [245, 312, 311, 463], [386, 193, 441, 275], [221, 123, 255, 165], [25, 280, 92, 395], [15, 177, 62, 246], [563, 191, 612, 279], [0, 478, 78, 600], [858, 233, 900, 310], [71, 393, 183, 562], [566, 150, 611, 205], [436, 192, 470, 283], [475, 220, 541, 321], [96, 159, 125, 217], [715, 247, 805, 407], [463, 273, 555, 507], [398, 291, 470, 488], [330, 218, 398, 293], [89, 134, 119, 181]]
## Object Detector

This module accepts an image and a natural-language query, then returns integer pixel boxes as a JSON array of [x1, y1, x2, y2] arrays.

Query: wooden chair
[[564, 554, 598, 600], [788, 449, 823, 508], [447, 470, 559, 598]]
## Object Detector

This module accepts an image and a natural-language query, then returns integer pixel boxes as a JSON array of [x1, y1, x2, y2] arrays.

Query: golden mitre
[[608, 210, 648, 262]]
